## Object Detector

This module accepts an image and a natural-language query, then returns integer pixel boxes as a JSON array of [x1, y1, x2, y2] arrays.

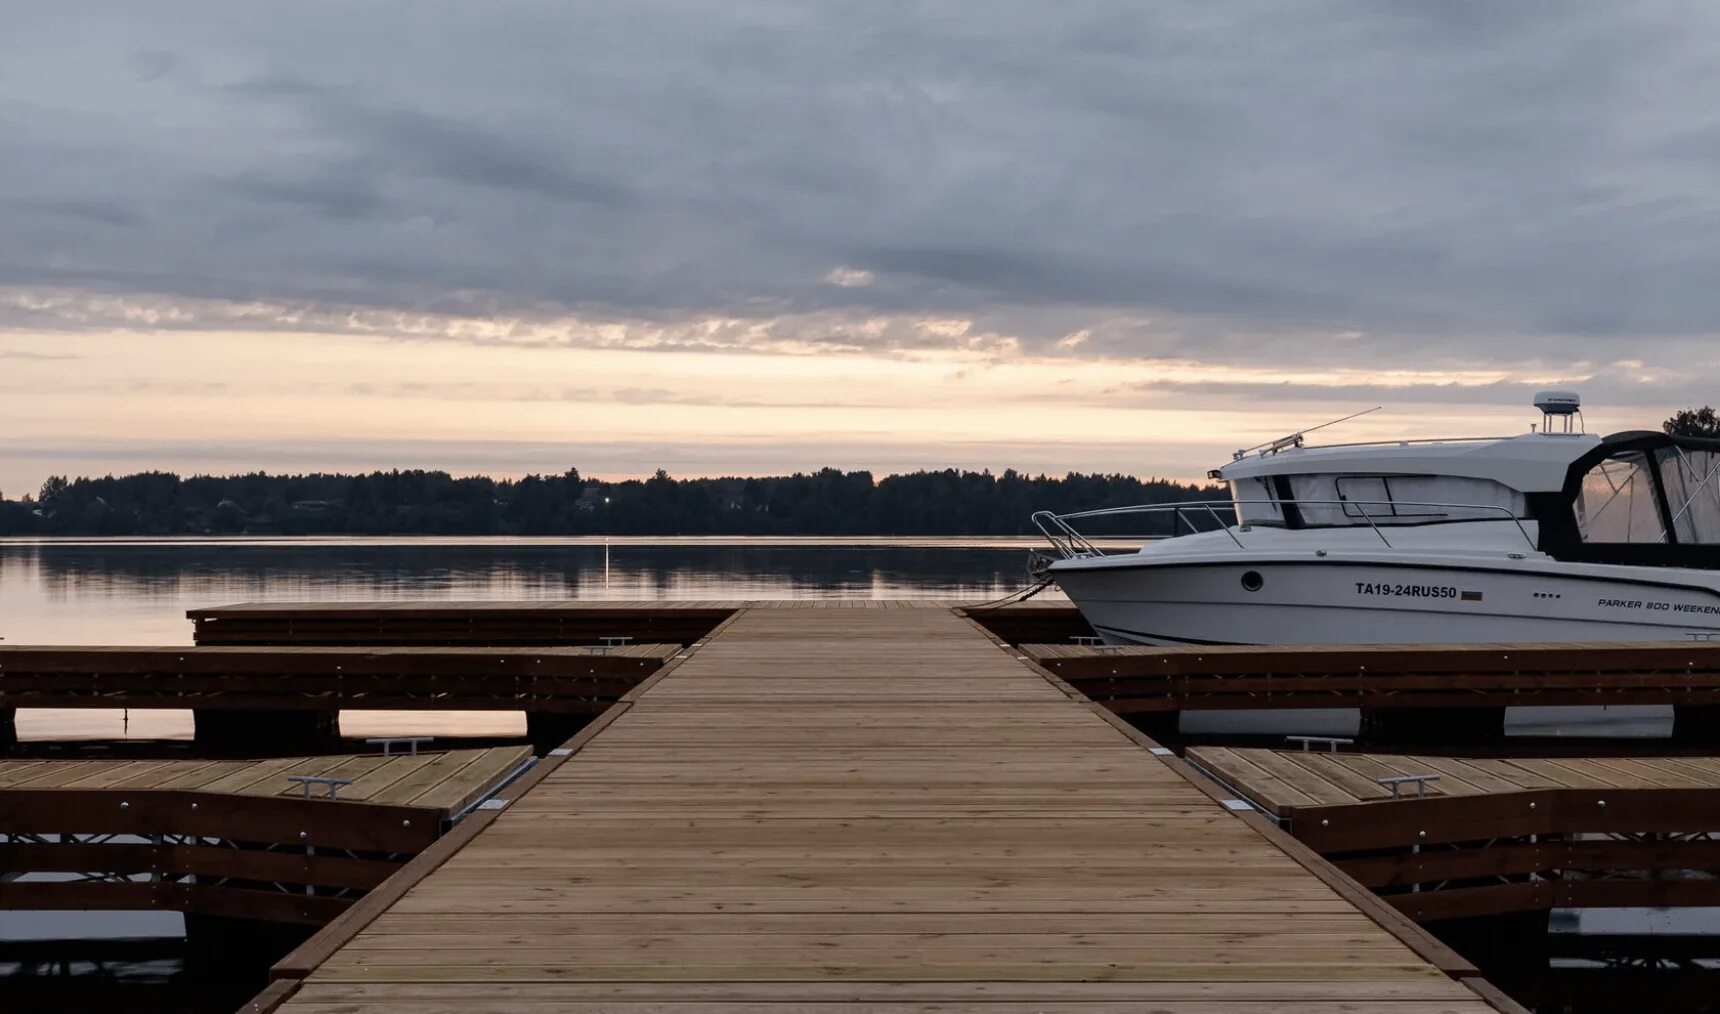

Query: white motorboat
[[1036, 393, 1720, 646]]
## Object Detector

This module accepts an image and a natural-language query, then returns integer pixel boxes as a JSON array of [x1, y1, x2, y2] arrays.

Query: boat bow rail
[[1032, 498, 1537, 560]]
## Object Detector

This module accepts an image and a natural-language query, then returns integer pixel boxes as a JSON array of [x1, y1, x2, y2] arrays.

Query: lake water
[[0, 535, 1056, 642]]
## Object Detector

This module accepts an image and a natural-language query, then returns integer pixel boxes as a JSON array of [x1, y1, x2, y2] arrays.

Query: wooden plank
[[408, 745, 533, 812], [1232, 750, 1358, 806], [1186, 747, 1320, 813], [240, 979, 301, 1014], [1299, 754, 1407, 801]]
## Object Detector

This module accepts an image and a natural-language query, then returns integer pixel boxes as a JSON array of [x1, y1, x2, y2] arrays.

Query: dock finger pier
[[154, 602, 1505, 1013]]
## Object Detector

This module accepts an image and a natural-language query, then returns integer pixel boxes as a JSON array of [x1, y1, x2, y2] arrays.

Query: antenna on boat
[[1232, 406, 1383, 461]]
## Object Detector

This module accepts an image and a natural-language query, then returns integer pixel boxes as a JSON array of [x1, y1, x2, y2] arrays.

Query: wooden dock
[[0, 644, 677, 752], [188, 599, 1090, 649], [0, 644, 675, 712], [1027, 639, 1720, 741], [1025, 639, 1720, 712], [262, 604, 1508, 1012], [2, 746, 531, 926], [1191, 747, 1720, 922], [188, 601, 738, 647], [0, 746, 531, 810]]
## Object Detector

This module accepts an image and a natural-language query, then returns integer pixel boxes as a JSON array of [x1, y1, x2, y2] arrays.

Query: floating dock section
[[188, 601, 736, 647], [0, 747, 529, 926], [1030, 640, 1720, 741], [259, 604, 1508, 1012], [0, 644, 675, 752], [1192, 747, 1720, 923]]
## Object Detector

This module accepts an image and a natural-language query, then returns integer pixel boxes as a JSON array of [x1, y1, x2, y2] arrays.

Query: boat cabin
[[1217, 429, 1720, 568]]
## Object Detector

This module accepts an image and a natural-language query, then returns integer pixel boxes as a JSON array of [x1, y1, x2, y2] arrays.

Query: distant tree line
[[0, 467, 1223, 537]]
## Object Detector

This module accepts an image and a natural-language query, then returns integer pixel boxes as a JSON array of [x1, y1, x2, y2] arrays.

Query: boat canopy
[[1550, 431, 1720, 554]]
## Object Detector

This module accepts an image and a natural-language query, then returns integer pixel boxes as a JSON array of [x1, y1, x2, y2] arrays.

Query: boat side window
[[1286, 474, 1524, 528], [1576, 451, 1669, 544], [1374, 476, 1525, 522], [1333, 476, 1449, 520]]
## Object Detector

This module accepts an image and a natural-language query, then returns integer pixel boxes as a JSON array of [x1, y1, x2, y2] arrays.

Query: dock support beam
[[194, 709, 339, 754], [526, 712, 590, 755], [1360, 706, 1505, 746]]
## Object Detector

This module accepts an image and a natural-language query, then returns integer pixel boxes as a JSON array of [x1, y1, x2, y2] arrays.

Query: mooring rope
[[969, 573, 1055, 611]]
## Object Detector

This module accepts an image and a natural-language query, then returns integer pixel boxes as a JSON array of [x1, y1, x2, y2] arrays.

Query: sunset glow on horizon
[[0, 312, 1695, 497]]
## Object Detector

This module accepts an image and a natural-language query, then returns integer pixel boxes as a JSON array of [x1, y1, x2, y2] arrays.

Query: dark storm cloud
[[4, 1, 1720, 362]]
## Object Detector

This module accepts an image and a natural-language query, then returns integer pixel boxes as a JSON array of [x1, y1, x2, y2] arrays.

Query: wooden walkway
[[269, 606, 1505, 1011]]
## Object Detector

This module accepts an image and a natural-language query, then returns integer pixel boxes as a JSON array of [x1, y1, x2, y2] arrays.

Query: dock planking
[[1, 747, 534, 926], [1189, 747, 1720, 816], [269, 605, 1505, 1012], [0, 644, 676, 714], [0, 746, 531, 811], [1188, 747, 1720, 922]]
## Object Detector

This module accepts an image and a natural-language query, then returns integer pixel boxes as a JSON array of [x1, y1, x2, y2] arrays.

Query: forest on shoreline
[[0, 467, 1222, 537], [7, 407, 1711, 538]]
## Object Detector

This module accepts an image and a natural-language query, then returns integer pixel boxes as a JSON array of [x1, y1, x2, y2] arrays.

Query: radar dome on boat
[[1533, 390, 1581, 415]]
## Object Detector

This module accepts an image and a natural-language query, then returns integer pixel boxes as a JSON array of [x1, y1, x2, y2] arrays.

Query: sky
[[3, 1, 1719, 496]]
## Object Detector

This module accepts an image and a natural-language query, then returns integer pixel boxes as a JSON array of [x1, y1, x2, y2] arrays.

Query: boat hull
[[1050, 557, 1720, 646]]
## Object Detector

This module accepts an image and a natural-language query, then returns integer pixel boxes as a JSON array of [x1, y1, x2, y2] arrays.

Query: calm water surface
[[0, 536, 1055, 643]]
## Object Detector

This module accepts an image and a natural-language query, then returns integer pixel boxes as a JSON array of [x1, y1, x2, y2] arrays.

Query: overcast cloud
[[1, 2, 1718, 491], [5, 2, 1720, 360]]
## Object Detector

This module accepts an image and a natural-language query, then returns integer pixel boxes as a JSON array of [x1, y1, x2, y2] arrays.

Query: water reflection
[[0, 537, 1054, 645]]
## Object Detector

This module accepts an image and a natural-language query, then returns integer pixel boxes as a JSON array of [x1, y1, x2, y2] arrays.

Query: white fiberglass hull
[[1050, 555, 1720, 647]]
